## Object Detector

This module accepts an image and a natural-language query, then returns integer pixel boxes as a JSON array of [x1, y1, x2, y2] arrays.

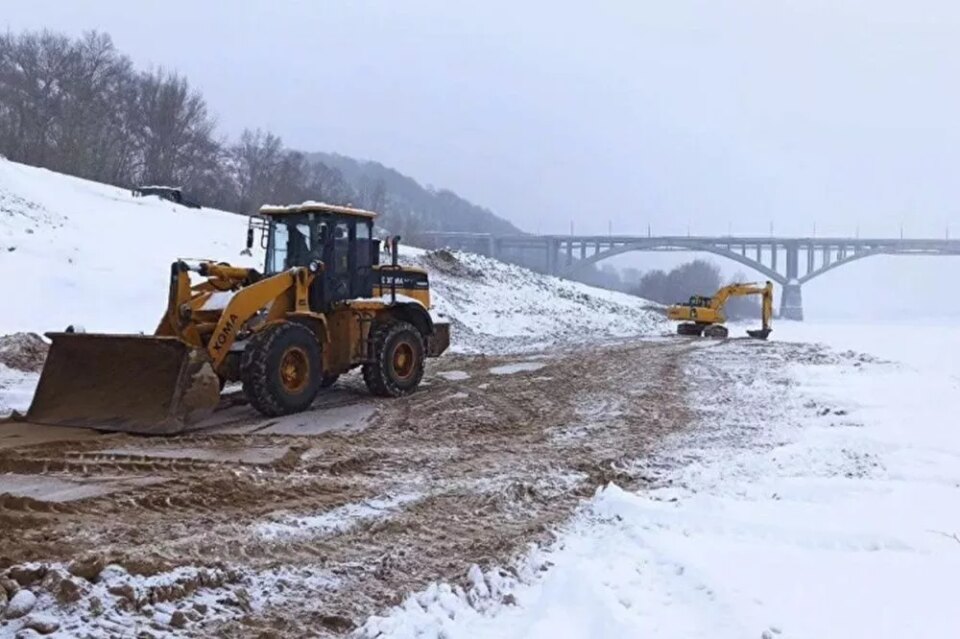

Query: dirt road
[[1, 338, 709, 637]]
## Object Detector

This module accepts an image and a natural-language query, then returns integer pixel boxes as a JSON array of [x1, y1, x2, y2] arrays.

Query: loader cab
[[259, 203, 380, 310]]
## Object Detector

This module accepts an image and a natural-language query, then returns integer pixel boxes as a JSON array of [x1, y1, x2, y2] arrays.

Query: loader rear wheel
[[362, 320, 425, 397], [241, 322, 322, 417]]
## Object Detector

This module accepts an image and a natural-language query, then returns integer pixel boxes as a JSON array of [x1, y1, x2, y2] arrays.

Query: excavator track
[[677, 322, 705, 337]]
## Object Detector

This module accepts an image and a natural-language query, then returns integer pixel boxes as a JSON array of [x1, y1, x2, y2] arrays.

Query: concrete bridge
[[411, 232, 960, 320]]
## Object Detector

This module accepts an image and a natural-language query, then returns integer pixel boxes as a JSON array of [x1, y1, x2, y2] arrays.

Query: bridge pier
[[780, 282, 804, 321], [779, 241, 804, 321], [546, 238, 560, 275]]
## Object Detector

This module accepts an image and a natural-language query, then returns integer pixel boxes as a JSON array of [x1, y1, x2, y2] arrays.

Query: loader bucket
[[746, 328, 772, 340], [25, 333, 221, 434]]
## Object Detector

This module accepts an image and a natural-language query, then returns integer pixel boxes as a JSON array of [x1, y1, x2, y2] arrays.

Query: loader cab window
[[287, 224, 312, 268], [355, 221, 374, 297], [265, 217, 314, 273], [266, 221, 288, 273], [325, 221, 352, 302]]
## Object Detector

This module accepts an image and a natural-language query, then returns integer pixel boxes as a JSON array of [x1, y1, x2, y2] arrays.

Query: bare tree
[[358, 175, 387, 213], [132, 69, 218, 187], [0, 31, 74, 167], [632, 260, 722, 304], [0, 28, 364, 215], [307, 162, 353, 206], [231, 128, 284, 212]]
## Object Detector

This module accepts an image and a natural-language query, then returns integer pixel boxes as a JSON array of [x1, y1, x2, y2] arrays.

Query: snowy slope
[[0, 159, 666, 343], [410, 249, 667, 355], [0, 158, 261, 335], [0, 158, 666, 412]]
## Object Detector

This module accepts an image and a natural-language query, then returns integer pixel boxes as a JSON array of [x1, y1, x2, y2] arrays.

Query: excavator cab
[[687, 295, 713, 308]]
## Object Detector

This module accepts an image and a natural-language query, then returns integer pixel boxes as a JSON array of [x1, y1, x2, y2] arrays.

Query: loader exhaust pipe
[[25, 333, 221, 434]]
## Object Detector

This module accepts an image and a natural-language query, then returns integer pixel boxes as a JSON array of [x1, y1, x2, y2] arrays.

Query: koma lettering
[[212, 314, 240, 352]]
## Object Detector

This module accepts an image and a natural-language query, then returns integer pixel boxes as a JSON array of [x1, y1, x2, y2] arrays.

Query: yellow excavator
[[21, 202, 450, 435], [667, 281, 773, 340]]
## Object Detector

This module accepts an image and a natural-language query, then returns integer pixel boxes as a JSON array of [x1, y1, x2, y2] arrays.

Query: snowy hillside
[[0, 158, 665, 341], [0, 158, 666, 412], [0, 158, 262, 335], [413, 249, 666, 354]]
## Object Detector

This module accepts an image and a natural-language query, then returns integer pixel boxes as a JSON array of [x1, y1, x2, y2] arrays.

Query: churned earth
[[0, 335, 705, 638]]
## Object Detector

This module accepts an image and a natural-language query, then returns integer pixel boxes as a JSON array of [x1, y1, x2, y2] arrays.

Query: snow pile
[[0, 334, 46, 415], [0, 560, 336, 638], [360, 325, 960, 638], [0, 333, 48, 373], [0, 333, 46, 414], [412, 249, 667, 354]]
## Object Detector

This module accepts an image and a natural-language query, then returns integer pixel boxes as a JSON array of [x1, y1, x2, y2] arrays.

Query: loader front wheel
[[241, 322, 322, 417], [362, 320, 425, 397]]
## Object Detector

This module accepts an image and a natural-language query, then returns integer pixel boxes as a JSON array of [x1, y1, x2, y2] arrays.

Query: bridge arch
[[797, 247, 886, 285], [564, 239, 786, 284]]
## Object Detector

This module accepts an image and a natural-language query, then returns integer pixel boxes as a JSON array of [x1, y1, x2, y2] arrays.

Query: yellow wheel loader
[[24, 203, 450, 434], [667, 281, 773, 340]]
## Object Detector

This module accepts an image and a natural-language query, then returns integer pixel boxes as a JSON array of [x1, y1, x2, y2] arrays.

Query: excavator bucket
[[25, 333, 221, 434], [746, 328, 772, 340]]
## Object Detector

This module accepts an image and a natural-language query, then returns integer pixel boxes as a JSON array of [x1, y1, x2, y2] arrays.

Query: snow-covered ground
[[361, 322, 960, 639], [0, 159, 263, 335], [0, 158, 666, 412]]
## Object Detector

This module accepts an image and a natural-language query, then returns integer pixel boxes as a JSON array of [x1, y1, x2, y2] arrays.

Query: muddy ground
[[0, 337, 801, 638]]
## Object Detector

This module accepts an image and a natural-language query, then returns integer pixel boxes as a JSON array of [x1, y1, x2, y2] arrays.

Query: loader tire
[[362, 320, 425, 397], [241, 322, 322, 417]]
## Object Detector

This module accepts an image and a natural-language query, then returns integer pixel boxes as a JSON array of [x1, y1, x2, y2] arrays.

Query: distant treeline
[[0, 30, 520, 238], [0, 31, 361, 214], [630, 260, 762, 319]]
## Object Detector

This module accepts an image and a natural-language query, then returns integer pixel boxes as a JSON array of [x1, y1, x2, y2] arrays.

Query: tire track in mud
[[0, 340, 703, 637]]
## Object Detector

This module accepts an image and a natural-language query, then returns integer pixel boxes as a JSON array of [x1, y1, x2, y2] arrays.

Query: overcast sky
[[6, 0, 960, 239], [5, 1, 960, 317]]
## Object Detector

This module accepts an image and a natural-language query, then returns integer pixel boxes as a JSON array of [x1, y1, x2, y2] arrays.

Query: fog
[[5, 1, 960, 318]]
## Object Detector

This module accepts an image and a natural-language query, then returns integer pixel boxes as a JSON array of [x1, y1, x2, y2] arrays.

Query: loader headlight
[[309, 260, 321, 273]]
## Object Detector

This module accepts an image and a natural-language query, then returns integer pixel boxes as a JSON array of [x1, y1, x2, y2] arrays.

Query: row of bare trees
[[0, 30, 367, 213], [630, 260, 762, 319]]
